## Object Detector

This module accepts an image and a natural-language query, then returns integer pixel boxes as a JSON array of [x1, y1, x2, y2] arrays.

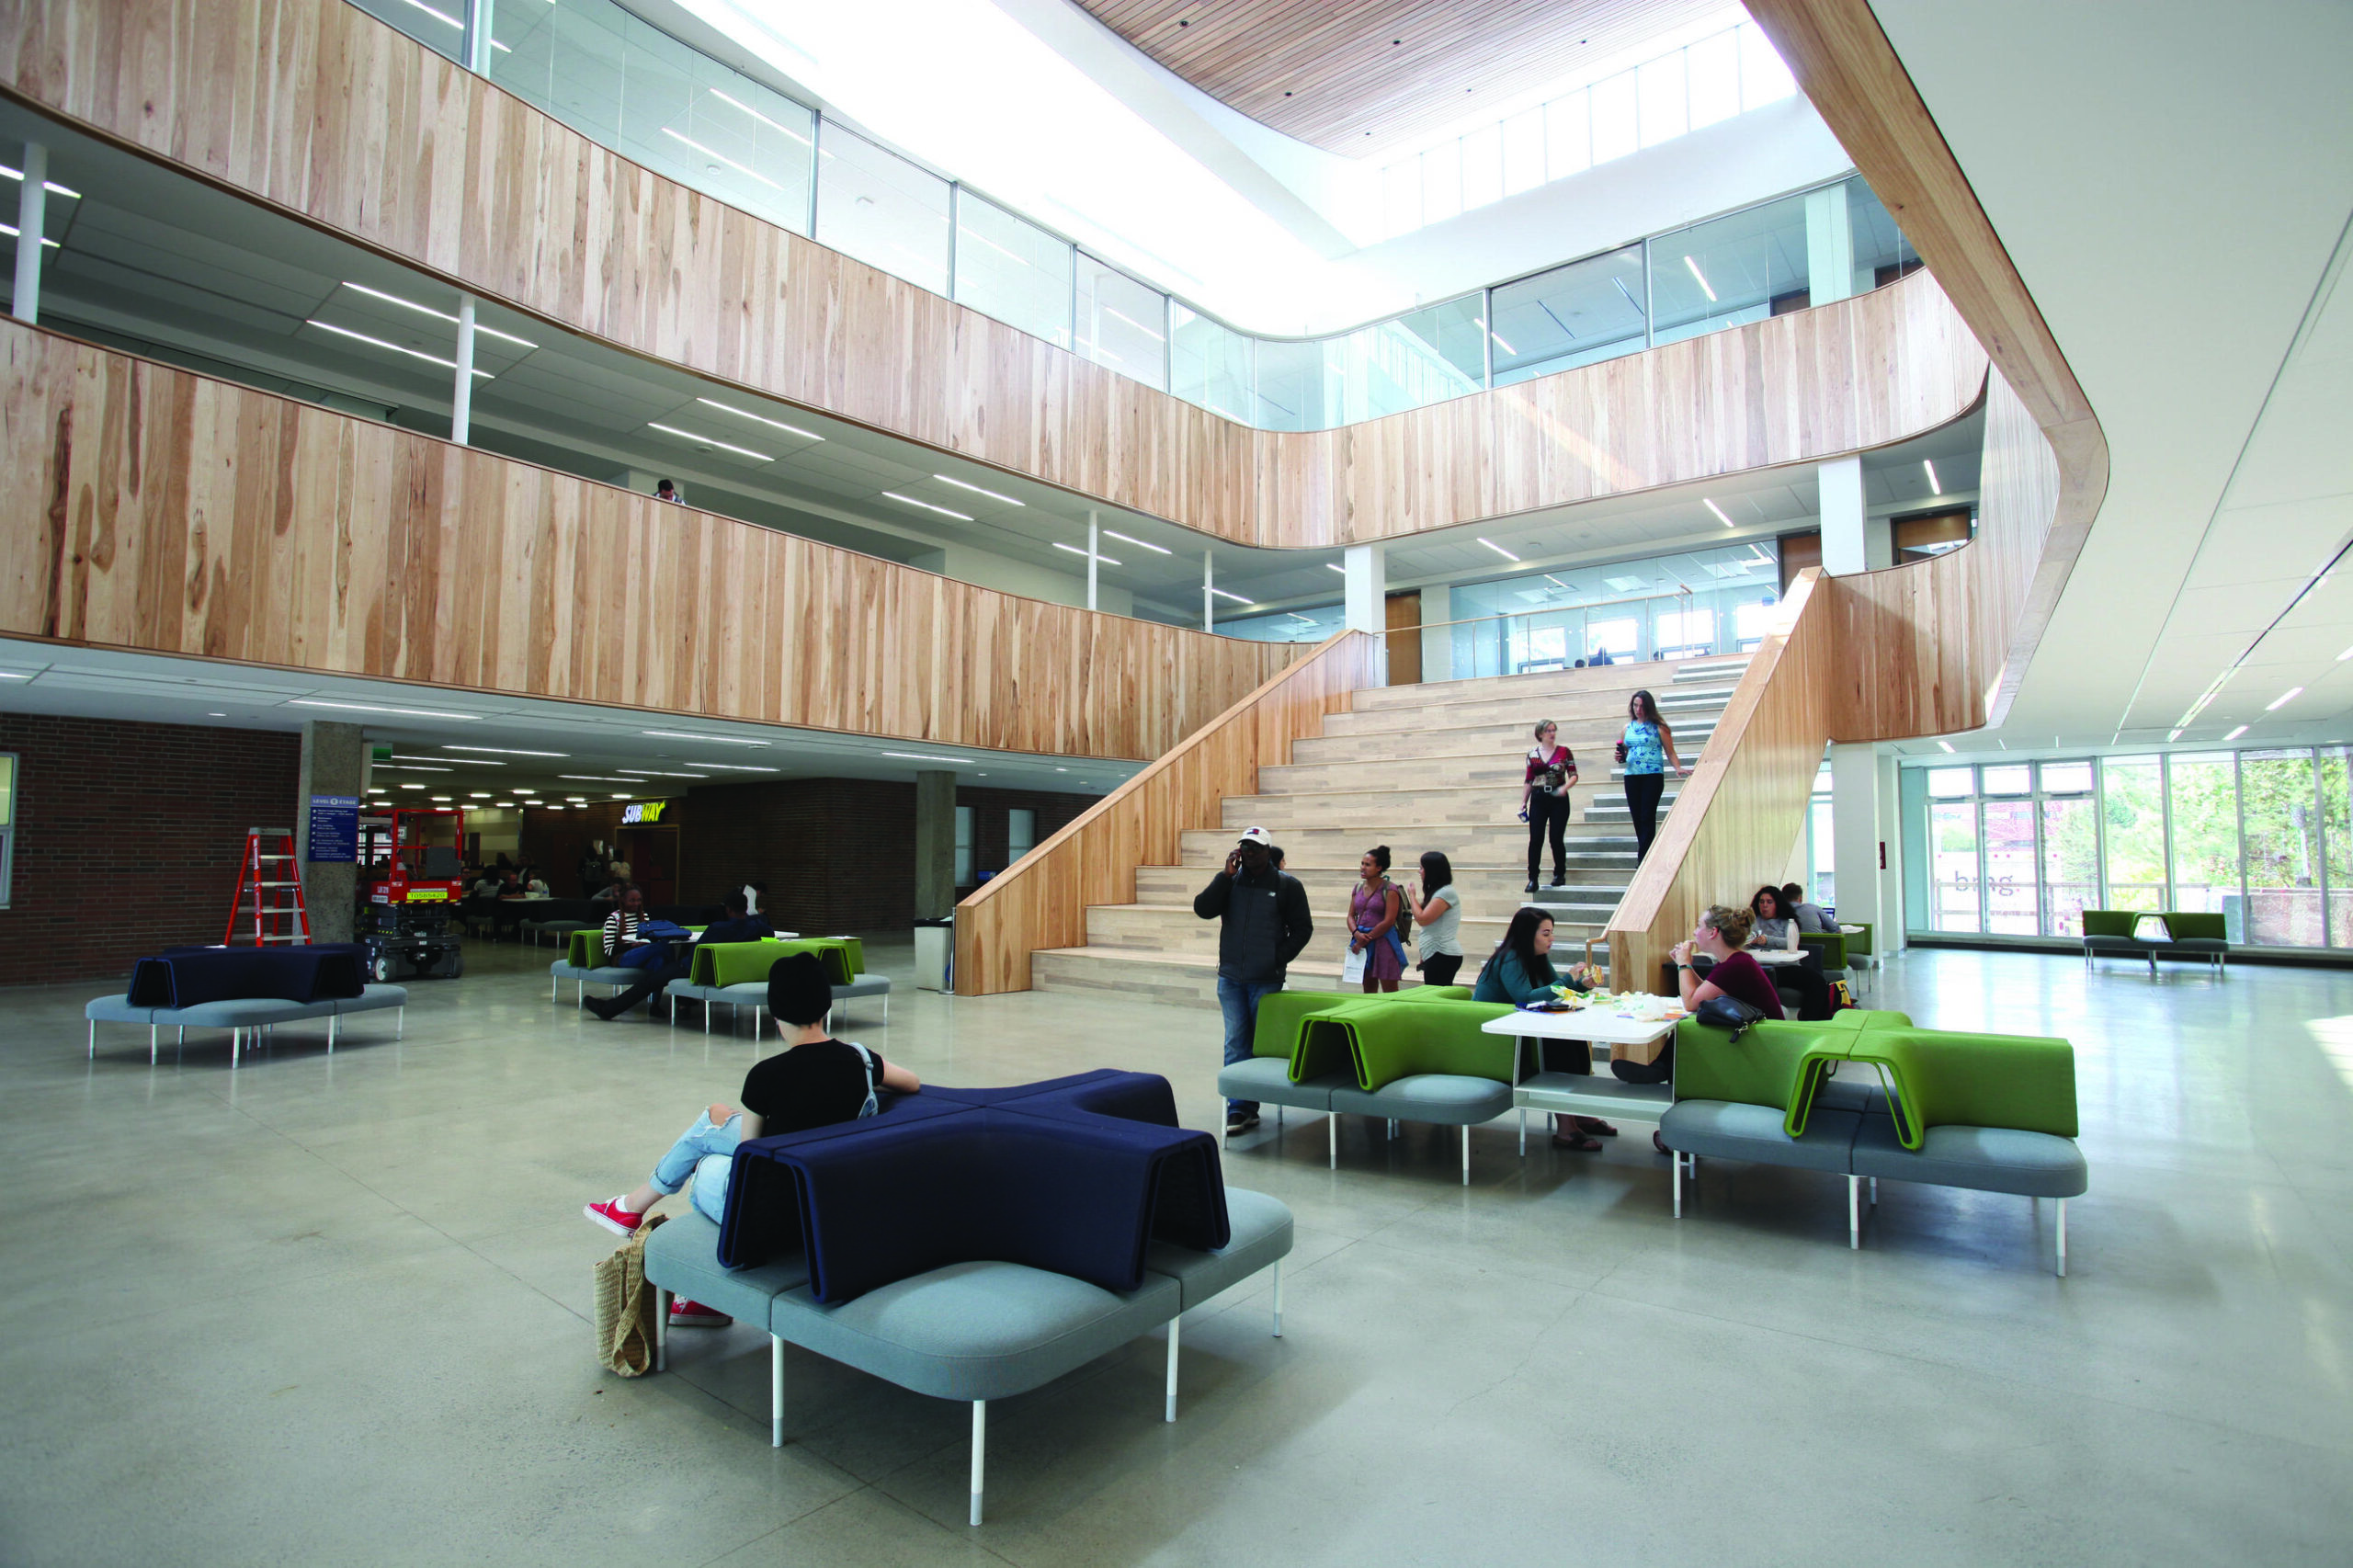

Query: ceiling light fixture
[[304, 319, 494, 377], [642, 731, 771, 747], [645, 422, 773, 461], [1924, 460, 1942, 495], [290, 699, 480, 720], [705, 87, 812, 143], [1702, 498, 1734, 528], [933, 474, 1022, 506], [2267, 687, 2303, 710], [1288, 613, 1317, 624], [659, 127, 786, 191], [1051, 541, 1120, 565], [694, 397, 822, 440], [1209, 587, 1255, 605], [1101, 528, 1171, 555], [883, 751, 968, 764], [1489, 332, 1518, 355], [1936, 741, 1954, 753], [430, 795, 453, 802], [2338, 644, 2353, 663], [0, 165, 81, 199], [0, 671, 32, 680], [1326, 563, 1347, 575], [392, 754, 502, 766], [0, 223, 60, 250], [558, 774, 634, 782], [615, 769, 707, 778], [2225, 724, 2249, 742], [1682, 255, 1717, 302], [884, 491, 972, 521], [383, 765, 454, 772], [444, 745, 566, 756], [1476, 538, 1519, 562], [2166, 728, 2185, 743], [1543, 574, 1570, 590], [399, 782, 426, 790], [339, 282, 537, 347], [1102, 307, 1165, 342], [469, 791, 493, 799]]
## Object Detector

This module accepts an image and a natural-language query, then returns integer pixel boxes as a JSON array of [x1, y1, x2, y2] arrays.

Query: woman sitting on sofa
[[1474, 907, 1610, 1150]]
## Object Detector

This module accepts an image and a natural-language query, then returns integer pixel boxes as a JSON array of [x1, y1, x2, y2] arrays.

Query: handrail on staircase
[[954, 631, 1388, 997]]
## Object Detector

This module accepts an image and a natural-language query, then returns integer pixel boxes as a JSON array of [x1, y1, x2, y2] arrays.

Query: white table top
[[1753, 949, 1809, 965], [1480, 1007, 1678, 1047]]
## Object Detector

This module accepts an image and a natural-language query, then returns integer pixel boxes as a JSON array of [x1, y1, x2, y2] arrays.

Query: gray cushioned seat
[[1142, 1187, 1292, 1311], [642, 1210, 814, 1324], [1328, 1074, 1513, 1126], [1217, 1059, 1347, 1112], [833, 976, 891, 999], [522, 918, 591, 947], [2167, 937, 2227, 960], [770, 1260, 1181, 1403], [333, 984, 407, 1015], [2080, 935, 2148, 954], [551, 960, 641, 1001], [1849, 1115, 2086, 1198], [1659, 1100, 1863, 1174], [165, 997, 344, 1028], [85, 996, 153, 1025]]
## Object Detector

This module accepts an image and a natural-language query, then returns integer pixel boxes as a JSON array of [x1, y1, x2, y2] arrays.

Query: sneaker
[[668, 1298, 733, 1328], [1225, 1111, 1261, 1136], [584, 1198, 642, 1236]]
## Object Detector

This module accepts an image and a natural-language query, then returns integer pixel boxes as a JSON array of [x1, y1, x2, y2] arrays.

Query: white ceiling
[[1870, 0, 2353, 765]]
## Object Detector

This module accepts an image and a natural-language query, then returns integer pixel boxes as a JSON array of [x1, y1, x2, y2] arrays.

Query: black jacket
[[1193, 866, 1313, 984], [695, 915, 778, 947]]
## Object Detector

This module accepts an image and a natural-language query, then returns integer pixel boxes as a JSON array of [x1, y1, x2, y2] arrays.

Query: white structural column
[[1419, 582, 1452, 684], [1818, 455, 1866, 576], [1830, 743, 1903, 952], [1343, 543, 1385, 635], [11, 142, 46, 325], [1087, 515, 1099, 612], [462, 0, 497, 73], [451, 295, 477, 445], [1202, 551, 1214, 631], [1805, 183, 1856, 308]]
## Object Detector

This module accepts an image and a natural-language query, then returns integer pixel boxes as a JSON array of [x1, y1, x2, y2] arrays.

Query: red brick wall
[[0, 713, 303, 983]]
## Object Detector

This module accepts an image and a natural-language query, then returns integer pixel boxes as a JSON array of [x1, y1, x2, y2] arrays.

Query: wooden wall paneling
[[954, 630, 1384, 995], [0, 0, 1991, 553], [0, 318, 1298, 758]]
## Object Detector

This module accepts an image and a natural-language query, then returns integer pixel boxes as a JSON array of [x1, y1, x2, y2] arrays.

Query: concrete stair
[[1029, 653, 1745, 1009]]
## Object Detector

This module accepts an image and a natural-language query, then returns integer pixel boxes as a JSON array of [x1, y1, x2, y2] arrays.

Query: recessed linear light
[[366, 787, 389, 794], [2166, 728, 2185, 743], [430, 795, 453, 802], [290, 699, 480, 720], [444, 744, 566, 756], [884, 751, 969, 764], [659, 127, 786, 192], [1326, 563, 1348, 574], [1210, 587, 1255, 605], [391, 754, 502, 766], [616, 769, 708, 778], [934, 474, 1022, 506], [469, 791, 493, 799], [339, 282, 537, 347], [695, 397, 821, 440], [566, 796, 588, 802], [1543, 575, 1570, 590], [1683, 255, 1717, 303], [2225, 724, 2249, 742], [399, 782, 426, 790], [1101, 528, 1170, 555], [1288, 613, 1317, 624], [0, 223, 61, 250], [645, 422, 773, 461], [611, 793, 634, 800], [706, 87, 812, 144], [1924, 460, 1942, 495], [0, 671, 32, 680], [1703, 498, 1734, 528], [2338, 644, 2353, 662], [2267, 687, 2303, 711], [0, 165, 81, 199], [1052, 541, 1120, 565], [1103, 307, 1165, 343], [642, 730, 771, 747], [558, 774, 636, 782], [1477, 538, 1519, 562], [304, 319, 494, 377], [884, 491, 973, 521], [1490, 331, 1518, 355], [1936, 741, 1954, 753], [382, 765, 454, 772], [207, 710, 227, 716], [669, 762, 779, 772]]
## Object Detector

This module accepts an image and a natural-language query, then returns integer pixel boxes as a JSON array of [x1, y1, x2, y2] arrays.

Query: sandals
[[1550, 1131, 1604, 1153], [1573, 1116, 1618, 1137]]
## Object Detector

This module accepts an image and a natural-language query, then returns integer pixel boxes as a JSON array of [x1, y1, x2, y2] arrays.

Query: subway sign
[[620, 800, 671, 824]]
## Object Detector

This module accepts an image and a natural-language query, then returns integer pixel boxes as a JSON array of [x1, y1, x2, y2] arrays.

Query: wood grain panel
[[954, 631, 1385, 995], [0, 318, 1296, 759], [0, 0, 1988, 552]]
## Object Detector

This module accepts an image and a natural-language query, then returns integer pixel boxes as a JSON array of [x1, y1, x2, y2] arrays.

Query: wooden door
[[1384, 591, 1422, 687], [619, 827, 680, 906]]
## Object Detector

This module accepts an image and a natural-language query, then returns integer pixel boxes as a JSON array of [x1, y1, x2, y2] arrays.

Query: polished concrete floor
[[4, 940, 2350, 1565]]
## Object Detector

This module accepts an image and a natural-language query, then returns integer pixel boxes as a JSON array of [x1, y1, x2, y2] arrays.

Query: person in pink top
[[1348, 846, 1405, 994]]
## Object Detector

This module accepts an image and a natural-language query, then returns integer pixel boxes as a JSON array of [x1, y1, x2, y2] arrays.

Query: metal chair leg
[[1165, 1315, 1179, 1423], [2057, 1198, 2068, 1277], [87, 1020, 95, 1060], [772, 1335, 785, 1447], [655, 1290, 667, 1372], [1271, 1256, 1283, 1338], [970, 1401, 986, 1527], [1328, 1112, 1336, 1169], [1848, 1175, 1860, 1249], [1518, 1108, 1526, 1156], [1461, 1124, 1471, 1185], [1673, 1148, 1683, 1217]]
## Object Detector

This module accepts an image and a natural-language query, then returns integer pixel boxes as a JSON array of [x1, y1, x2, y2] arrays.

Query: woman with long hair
[[1401, 850, 1464, 987], [1616, 688, 1689, 863], [1348, 846, 1405, 994], [1474, 907, 1609, 1149], [1518, 719, 1578, 893], [1748, 885, 1801, 951]]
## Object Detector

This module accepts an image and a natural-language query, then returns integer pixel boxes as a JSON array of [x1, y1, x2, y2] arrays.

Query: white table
[[1481, 1008, 1679, 1153]]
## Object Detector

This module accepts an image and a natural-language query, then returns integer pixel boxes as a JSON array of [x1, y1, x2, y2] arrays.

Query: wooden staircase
[[1029, 654, 1749, 1008]]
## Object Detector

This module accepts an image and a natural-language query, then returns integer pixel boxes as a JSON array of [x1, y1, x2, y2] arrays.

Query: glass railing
[[347, 0, 1915, 433]]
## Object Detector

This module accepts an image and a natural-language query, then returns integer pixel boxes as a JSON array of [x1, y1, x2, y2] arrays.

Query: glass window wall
[[1489, 244, 1647, 385], [954, 192, 1073, 347], [1649, 192, 1811, 347], [351, 0, 465, 60], [1170, 306, 1256, 423], [1074, 255, 1167, 389], [815, 122, 950, 294]]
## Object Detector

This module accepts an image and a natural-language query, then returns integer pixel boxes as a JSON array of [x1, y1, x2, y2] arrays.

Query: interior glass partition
[[1648, 192, 1812, 347], [815, 122, 950, 293], [1074, 256, 1168, 389], [1488, 244, 1647, 385], [954, 191, 1074, 347], [1170, 307, 1256, 422]]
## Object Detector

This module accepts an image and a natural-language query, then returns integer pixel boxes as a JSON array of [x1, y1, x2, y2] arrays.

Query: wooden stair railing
[[954, 631, 1387, 996]]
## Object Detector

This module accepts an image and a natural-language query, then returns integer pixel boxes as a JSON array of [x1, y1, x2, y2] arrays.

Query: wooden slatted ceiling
[[0, 319, 1296, 763], [0, 0, 1989, 553], [1074, 0, 1728, 155]]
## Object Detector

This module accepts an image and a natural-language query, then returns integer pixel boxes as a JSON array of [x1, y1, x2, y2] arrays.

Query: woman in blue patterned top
[[1616, 689, 1689, 863]]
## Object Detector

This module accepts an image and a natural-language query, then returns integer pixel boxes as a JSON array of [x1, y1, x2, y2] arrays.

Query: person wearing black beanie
[[582, 952, 919, 1329]]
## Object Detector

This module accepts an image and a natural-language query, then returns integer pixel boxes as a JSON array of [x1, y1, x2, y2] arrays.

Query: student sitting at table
[[1748, 886, 1802, 951], [587, 889, 771, 1021], [1474, 907, 1610, 1151], [583, 953, 921, 1328]]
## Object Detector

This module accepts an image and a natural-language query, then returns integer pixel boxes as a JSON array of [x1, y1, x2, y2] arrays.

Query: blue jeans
[[1218, 976, 1282, 1117], [649, 1109, 742, 1225]]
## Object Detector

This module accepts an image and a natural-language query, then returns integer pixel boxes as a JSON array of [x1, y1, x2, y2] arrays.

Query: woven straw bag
[[592, 1211, 670, 1377]]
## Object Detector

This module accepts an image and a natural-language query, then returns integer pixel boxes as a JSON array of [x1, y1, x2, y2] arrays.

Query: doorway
[[1384, 591, 1422, 686], [618, 825, 680, 906]]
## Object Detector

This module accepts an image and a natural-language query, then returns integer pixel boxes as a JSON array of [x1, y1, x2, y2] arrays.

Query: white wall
[[912, 543, 1134, 616]]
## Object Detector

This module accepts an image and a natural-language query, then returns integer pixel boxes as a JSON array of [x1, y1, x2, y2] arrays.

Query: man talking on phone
[[1193, 825, 1313, 1135]]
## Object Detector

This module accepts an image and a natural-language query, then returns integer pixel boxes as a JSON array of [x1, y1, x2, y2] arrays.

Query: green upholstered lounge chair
[[2159, 911, 2228, 973], [2080, 909, 2158, 973]]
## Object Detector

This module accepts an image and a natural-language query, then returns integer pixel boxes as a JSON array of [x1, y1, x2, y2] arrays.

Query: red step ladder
[[224, 827, 313, 947]]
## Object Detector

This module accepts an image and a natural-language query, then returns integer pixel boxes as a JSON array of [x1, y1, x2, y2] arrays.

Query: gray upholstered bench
[[663, 979, 767, 1032], [551, 960, 640, 1005], [1330, 1075, 1514, 1185], [829, 974, 891, 1026], [520, 917, 590, 949], [643, 1187, 1291, 1525], [86, 984, 406, 1065]]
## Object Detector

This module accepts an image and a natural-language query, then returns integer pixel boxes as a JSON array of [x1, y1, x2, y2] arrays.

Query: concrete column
[[296, 722, 368, 943], [1202, 551, 1214, 631], [1086, 514, 1099, 612], [1818, 456, 1866, 575], [1343, 542, 1385, 635], [1876, 751, 1906, 953], [1865, 513, 1895, 570], [1805, 183, 1855, 308], [913, 770, 958, 919], [1830, 742, 1890, 939], [11, 142, 46, 325], [451, 294, 476, 445], [1418, 582, 1452, 684]]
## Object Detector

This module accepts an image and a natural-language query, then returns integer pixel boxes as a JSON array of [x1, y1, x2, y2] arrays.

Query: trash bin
[[915, 915, 954, 993]]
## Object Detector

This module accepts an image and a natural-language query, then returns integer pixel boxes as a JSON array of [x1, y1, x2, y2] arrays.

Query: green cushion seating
[[2080, 909, 2142, 942], [563, 926, 713, 971], [1670, 1017, 1826, 1114], [690, 937, 863, 989], [1798, 931, 1847, 972], [1840, 921, 1874, 959], [2162, 911, 2227, 942]]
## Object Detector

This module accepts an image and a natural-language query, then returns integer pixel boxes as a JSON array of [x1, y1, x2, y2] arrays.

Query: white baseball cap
[[1236, 826, 1274, 846]]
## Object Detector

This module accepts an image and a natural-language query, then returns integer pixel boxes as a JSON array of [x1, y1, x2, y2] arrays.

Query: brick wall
[[0, 713, 303, 983], [666, 778, 1099, 932]]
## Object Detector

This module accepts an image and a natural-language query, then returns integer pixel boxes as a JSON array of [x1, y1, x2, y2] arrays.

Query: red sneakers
[[584, 1198, 643, 1236], [668, 1298, 733, 1329]]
